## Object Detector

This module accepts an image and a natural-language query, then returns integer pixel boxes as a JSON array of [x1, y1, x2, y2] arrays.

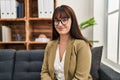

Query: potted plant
[[79, 17, 99, 44]]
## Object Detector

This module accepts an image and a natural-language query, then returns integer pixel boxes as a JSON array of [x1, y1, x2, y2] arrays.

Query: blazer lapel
[[64, 37, 74, 80], [48, 40, 58, 79]]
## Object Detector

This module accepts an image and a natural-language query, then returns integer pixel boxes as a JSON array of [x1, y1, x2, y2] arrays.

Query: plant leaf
[[80, 17, 96, 29]]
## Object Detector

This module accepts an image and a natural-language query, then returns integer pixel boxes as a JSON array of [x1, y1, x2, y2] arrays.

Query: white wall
[[93, 0, 106, 63], [57, 0, 93, 40], [93, 0, 105, 47]]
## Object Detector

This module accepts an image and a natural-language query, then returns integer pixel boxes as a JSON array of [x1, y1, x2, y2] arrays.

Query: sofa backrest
[[13, 50, 44, 80], [0, 49, 16, 80], [90, 46, 103, 80]]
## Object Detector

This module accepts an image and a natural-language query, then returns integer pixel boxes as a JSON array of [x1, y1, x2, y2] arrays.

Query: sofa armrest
[[99, 63, 120, 80]]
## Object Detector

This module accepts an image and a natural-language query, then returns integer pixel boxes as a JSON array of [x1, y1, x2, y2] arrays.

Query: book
[[10, 0, 17, 18], [48, 0, 54, 18], [0, 0, 6, 18], [6, 0, 11, 18], [38, 0, 44, 18], [17, 2, 23, 18], [2, 26, 12, 42]]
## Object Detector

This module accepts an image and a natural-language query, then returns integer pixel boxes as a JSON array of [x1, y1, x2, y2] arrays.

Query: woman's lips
[[57, 28, 64, 31]]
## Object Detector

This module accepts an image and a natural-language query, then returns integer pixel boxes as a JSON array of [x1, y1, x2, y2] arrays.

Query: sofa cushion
[[0, 49, 16, 80], [13, 50, 44, 80], [90, 46, 103, 80], [99, 63, 120, 80]]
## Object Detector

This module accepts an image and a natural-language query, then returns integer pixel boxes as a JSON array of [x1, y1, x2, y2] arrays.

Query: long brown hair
[[52, 5, 92, 47]]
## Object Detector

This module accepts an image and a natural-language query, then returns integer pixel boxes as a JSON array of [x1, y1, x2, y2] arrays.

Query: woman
[[41, 5, 92, 80]]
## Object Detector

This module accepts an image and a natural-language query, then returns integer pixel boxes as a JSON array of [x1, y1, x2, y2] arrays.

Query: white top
[[54, 45, 66, 80]]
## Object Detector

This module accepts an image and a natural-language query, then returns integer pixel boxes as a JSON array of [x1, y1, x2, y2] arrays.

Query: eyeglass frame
[[54, 17, 70, 26]]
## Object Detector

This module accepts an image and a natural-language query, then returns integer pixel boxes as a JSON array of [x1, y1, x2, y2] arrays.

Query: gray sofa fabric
[[99, 63, 120, 80], [0, 49, 16, 80], [13, 50, 44, 80], [91, 46, 103, 80]]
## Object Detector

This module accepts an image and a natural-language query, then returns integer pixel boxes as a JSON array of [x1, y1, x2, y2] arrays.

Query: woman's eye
[[62, 18, 67, 22]]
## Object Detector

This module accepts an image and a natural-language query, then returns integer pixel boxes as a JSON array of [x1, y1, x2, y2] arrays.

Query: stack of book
[[0, 0, 24, 18], [38, 0, 54, 18]]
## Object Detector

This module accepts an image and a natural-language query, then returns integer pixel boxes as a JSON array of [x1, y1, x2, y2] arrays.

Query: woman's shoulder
[[73, 39, 89, 48], [74, 39, 87, 45], [45, 40, 57, 48], [47, 40, 57, 45], [72, 39, 91, 53], [44, 40, 55, 51]]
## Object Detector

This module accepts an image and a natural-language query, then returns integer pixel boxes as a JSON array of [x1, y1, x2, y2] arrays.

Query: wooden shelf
[[0, 0, 56, 50], [0, 41, 26, 44], [28, 18, 52, 21], [29, 41, 48, 44], [28, 41, 47, 50], [0, 18, 26, 21]]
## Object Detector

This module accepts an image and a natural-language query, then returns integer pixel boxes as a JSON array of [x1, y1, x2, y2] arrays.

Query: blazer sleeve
[[40, 44, 52, 80], [72, 41, 92, 80]]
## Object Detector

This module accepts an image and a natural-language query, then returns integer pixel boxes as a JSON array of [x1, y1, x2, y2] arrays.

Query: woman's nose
[[58, 21, 63, 26]]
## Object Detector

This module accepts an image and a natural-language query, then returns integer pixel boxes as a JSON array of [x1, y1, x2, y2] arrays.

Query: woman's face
[[54, 17, 72, 35]]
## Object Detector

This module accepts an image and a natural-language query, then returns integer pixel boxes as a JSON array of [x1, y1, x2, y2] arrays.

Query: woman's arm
[[73, 41, 92, 80], [40, 46, 52, 80]]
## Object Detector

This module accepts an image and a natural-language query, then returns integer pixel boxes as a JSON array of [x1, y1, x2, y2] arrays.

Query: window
[[105, 0, 120, 69]]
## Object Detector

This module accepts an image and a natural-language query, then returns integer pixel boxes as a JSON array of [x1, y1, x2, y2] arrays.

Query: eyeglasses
[[54, 18, 69, 26]]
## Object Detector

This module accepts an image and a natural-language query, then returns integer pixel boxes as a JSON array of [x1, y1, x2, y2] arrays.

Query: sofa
[[0, 47, 120, 80]]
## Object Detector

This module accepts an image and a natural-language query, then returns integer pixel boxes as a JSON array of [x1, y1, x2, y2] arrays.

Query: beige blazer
[[41, 37, 92, 80]]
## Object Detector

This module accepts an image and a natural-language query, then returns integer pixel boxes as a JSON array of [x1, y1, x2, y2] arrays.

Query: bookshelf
[[0, 0, 57, 50]]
